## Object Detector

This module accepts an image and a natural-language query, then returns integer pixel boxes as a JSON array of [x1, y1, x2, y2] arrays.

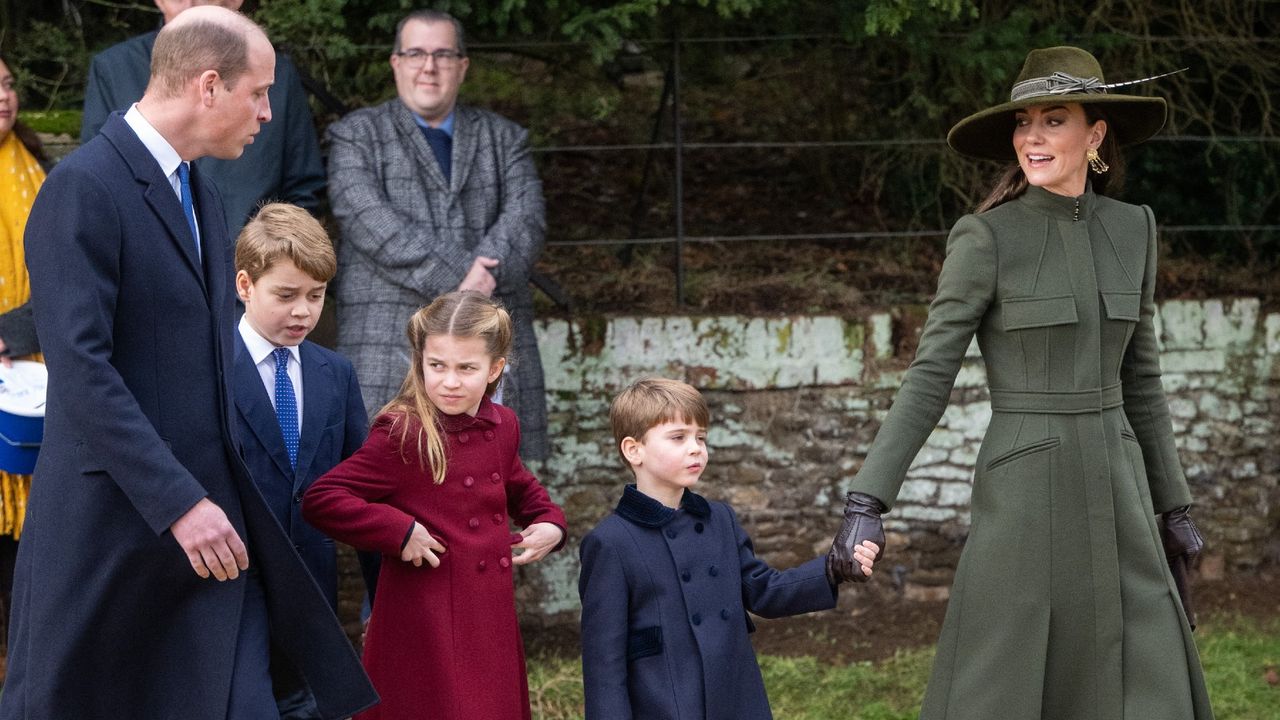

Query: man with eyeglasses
[[327, 9, 550, 461]]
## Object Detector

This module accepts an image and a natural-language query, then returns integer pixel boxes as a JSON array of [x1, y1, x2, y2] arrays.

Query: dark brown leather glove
[[1160, 505, 1203, 631], [827, 491, 887, 585]]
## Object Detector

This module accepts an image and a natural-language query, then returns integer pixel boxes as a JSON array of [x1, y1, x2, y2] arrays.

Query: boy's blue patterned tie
[[176, 162, 201, 261], [273, 347, 299, 469]]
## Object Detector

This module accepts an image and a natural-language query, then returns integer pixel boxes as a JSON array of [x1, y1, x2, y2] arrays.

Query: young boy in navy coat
[[578, 378, 880, 720], [232, 203, 377, 618]]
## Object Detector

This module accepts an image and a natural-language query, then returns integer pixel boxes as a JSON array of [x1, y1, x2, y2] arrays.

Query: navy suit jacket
[[81, 30, 325, 237], [579, 486, 839, 720], [3, 113, 376, 720], [233, 335, 370, 610]]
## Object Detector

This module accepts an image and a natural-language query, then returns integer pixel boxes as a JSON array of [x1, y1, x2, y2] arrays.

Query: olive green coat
[[852, 185, 1213, 720]]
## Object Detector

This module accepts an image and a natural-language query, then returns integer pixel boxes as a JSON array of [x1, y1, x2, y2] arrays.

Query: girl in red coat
[[304, 291, 567, 720]]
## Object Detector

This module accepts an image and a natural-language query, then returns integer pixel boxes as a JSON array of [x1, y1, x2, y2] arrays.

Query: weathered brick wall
[[493, 298, 1279, 625]]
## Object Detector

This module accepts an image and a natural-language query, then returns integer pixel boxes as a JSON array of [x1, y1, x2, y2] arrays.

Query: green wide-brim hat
[[947, 46, 1169, 162]]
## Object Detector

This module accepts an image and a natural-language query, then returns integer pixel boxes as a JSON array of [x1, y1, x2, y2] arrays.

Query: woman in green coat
[[826, 47, 1213, 720]]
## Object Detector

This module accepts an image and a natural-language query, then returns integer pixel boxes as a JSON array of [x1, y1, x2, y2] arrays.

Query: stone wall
[[508, 298, 1280, 624]]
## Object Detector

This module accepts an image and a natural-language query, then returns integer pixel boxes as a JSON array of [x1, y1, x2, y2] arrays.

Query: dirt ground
[[525, 569, 1280, 663]]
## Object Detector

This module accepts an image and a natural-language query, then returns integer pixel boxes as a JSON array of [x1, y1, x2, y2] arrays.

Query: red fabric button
[[499, 557, 511, 568], [492, 513, 504, 524], [458, 433, 469, 443], [478, 560, 486, 571], [484, 430, 495, 441], [463, 476, 474, 488], [490, 472, 501, 484], [468, 518, 480, 529]]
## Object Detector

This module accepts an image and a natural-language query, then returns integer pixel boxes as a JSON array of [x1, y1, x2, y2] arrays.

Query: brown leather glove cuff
[[1160, 505, 1204, 560]]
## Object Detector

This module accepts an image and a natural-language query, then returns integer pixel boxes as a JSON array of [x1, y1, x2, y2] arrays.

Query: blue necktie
[[176, 162, 201, 261], [418, 125, 452, 182], [272, 347, 299, 469]]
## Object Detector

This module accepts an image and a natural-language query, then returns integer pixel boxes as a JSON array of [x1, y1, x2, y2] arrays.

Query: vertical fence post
[[671, 16, 685, 308]]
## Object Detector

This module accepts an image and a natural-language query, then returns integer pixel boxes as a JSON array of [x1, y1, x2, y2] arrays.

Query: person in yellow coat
[[0, 53, 46, 640]]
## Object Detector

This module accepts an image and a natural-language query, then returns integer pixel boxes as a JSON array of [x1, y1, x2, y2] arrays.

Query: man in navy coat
[[81, 0, 325, 237], [3, 8, 376, 720]]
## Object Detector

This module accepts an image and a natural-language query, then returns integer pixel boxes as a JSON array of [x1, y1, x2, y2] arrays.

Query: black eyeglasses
[[395, 49, 465, 70]]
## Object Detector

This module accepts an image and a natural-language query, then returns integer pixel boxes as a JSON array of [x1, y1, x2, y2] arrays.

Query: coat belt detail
[[988, 384, 1124, 414]]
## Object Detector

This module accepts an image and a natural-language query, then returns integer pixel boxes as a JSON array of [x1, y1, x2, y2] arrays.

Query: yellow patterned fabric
[[0, 130, 46, 539]]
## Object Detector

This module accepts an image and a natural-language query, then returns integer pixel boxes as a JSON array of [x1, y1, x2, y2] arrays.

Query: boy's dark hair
[[235, 202, 337, 283], [609, 378, 710, 469]]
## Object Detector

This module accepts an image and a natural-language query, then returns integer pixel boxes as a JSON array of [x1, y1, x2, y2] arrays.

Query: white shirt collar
[[238, 315, 301, 367], [123, 104, 184, 186]]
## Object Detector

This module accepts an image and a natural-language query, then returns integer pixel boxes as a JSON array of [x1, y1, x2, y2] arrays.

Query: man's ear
[[198, 70, 220, 105], [620, 436, 643, 467]]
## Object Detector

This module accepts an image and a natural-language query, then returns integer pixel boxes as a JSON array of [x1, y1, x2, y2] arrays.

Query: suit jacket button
[[721, 608, 730, 620], [708, 566, 719, 577], [468, 518, 480, 529], [691, 613, 702, 626], [681, 570, 691, 582], [694, 522, 704, 533], [499, 556, 511, 569], [666, 529, 677, 539], [484, 430, 495, 441], [478, 560, 487, 571], [463, 476, 475, 487], [293, 492, 303, 503]]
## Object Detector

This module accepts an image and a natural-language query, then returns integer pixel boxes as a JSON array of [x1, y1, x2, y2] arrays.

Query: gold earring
[[1087, 148, 1110, 174]]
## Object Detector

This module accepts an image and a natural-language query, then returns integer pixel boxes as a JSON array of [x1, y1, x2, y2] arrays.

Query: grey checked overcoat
[[851, 185, 1212, 720], [327, 100, 548, 458]]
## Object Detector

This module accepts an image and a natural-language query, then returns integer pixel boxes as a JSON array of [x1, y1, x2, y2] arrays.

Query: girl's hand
[[853, 540, 879, 577], [511, 522, 563, 566], [402, 522, 447, 568]]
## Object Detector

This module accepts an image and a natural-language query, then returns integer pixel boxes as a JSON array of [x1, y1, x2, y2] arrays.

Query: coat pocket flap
[[1002, 295, 1079, 331], [626, 626, 663, 661], [1101, 291, 1141, 321]]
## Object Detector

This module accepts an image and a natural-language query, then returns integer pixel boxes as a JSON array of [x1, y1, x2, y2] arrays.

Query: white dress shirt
[[238, 315, 304, 431], [123, 104, 200, 247]]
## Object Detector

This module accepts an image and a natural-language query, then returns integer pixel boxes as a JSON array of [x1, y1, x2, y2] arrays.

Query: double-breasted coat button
[[666, 529, 677, 539], [708, 566, 719, 577], [490, 472, 501, 484], [492, 513, 504, 524], [694, 522, 704, 533], [720, 608, 730, 620], [499, 557, 511, 568], [463, 476, 475, 488], [478, 560, 487, 571], [691, 613, 702, 626], [484, 430, 495, 441], [681, 570, 691, 582], [458, 433, 469, 443], [468, 518, 480, 529]]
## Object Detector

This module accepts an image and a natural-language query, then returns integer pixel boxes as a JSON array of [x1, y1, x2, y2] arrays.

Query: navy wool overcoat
[[579, 486, 838, 720]]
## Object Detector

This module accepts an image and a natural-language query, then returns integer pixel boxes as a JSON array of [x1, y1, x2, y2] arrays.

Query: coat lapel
[[233, 334, 296, 479], [102, 116, 208, 297], [392, 100, 451, 193], [449, 105, 476, 194], [293, 342, 329, 488]]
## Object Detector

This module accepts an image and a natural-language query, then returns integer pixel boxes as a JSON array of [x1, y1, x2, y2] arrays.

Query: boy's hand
[[402, 521, 446, 568], [511, 522, 563, 566]]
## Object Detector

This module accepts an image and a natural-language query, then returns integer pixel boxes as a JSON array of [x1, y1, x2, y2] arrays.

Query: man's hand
[[170, 498, 249, 581], [458, 256, 500, 296], [402, 521, 447, 568], [511, 522, 563, 566]]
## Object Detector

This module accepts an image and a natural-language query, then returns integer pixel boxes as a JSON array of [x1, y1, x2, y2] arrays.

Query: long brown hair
[[975, 104, 1125, 213], [379, 291, 514, 483], [0, 54, 47, 165]]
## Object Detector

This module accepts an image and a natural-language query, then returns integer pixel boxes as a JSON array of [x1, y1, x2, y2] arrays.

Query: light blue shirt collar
[[412, 110, 455, 137]]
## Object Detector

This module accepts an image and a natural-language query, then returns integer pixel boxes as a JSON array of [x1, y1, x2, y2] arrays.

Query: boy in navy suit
[[578, 378, 880, 720], [232, 202, 377, 617]]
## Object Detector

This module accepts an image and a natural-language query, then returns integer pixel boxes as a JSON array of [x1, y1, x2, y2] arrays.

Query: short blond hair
[[235, 203, 337, 283], [609, 378, 710, 469]]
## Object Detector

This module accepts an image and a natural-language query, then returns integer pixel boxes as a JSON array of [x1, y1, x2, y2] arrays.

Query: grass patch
[[20, 110, 81, 137], [526, 614, 1280, 719]]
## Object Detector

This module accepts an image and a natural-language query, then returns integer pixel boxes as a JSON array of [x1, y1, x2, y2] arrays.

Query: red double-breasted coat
[[304, 398, 566, 720]]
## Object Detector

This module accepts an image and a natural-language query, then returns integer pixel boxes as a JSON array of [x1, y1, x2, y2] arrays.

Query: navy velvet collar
[[614, 484, 711, 528]]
